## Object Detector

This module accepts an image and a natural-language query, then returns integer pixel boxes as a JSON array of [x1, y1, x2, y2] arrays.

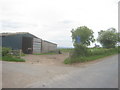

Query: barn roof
[[0, 32, 37, 38], [1, 32, 57, 45], [43, 40, 57, 45], [0, 32, 27, 36]]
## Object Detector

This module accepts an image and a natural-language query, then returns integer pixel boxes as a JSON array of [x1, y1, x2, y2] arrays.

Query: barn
[[0, 32, 57, 54]]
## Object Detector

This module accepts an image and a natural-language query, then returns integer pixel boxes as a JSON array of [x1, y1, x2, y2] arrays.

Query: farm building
[[0, 32, 57, 54], [42, 40, 58, 53]]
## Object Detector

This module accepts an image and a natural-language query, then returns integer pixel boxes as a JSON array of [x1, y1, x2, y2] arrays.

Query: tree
[[117, 32, 120, 42], [71, 26, 95, 56], [97, 28, 118, 48], [71, 26, 95, 46]]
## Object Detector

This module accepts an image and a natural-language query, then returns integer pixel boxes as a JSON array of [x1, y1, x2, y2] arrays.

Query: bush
[[71, 44, 88, 57], [1, 47, 26, 62], [2, 47, 12, 56], [118, 46, 120, 53]]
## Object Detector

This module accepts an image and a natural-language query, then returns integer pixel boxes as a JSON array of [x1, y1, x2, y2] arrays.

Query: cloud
[[0, 0, 118, 47], [2, 21, 23, 29], [1, 20, 38, 32], [60, 20, 73, 24]]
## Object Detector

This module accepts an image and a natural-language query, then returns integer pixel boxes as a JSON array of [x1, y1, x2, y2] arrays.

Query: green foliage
[[64, 48, 118, 64], [71, 26, 95, 46], [2, 55, 25, 62], [88, 48, 118, 56], [58, 48, 73, 52], [64, 26, 119, 64], [2, 47, 12, 56], [97, 28, 118, 48], [117, 33, 120, 42], [71, 44, 88, 57], [116, 46, 120, 53], [2, 47, 26, 62], [0, 57, 2, 60], [70, 26, 95, 59]]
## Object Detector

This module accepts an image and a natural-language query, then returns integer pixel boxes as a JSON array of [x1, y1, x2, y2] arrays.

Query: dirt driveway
[[22, 52, 108, 67], [22, 52, 69, 66]]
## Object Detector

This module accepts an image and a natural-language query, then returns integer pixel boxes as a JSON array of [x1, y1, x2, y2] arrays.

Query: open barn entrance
[[22, 37, 33, 54]]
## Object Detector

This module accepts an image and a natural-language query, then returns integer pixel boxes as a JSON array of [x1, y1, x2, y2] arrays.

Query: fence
[[9, 49, 22, 57]]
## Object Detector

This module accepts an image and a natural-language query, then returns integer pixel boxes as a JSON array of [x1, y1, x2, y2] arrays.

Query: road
[[2, 54, 118, 88]]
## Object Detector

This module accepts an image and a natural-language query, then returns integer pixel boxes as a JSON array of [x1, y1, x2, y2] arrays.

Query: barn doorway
[[22, 37, 33, 54]]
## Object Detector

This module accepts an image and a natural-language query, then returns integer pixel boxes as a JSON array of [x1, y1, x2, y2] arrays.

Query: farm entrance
[[22, 37, 33, 54]]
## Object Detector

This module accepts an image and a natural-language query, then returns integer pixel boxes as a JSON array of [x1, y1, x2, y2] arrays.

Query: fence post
[[19, 49, 22, 57]]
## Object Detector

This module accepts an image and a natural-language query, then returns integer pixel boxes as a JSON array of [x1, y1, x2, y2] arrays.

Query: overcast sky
[[0, 0, 119, 47]]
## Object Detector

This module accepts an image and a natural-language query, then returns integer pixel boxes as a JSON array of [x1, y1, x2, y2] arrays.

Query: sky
[[0, 0, 119, 48]]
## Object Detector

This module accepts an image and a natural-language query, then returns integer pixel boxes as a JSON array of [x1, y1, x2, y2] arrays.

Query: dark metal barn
[[0, 32, 57, 54]]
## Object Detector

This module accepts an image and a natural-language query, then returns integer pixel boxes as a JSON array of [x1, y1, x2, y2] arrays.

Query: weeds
[[1, 47, 25, 62]]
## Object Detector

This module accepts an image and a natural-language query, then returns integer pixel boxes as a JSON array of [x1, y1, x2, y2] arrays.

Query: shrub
[[1, 47, 26, 62], [71, 44, 88, 57], [2, 47, 12, 56], [118, 46, 120, 53]]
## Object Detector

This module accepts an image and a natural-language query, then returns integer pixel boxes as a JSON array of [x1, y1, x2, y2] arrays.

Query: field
[[58, 48, 73, 52]]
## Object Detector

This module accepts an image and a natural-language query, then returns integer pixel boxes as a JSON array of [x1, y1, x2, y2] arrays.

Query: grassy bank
[[64, 47, 119, 64], [2, 56, 25, 62]]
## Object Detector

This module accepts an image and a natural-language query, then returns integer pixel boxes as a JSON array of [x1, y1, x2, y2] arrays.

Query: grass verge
[[0, 57, 2, 60], [64, 48, 119, 64], [2, 56, 25, 62]]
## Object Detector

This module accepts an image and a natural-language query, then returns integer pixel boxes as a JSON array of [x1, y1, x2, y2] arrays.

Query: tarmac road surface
[[2, 54, 118, 88]]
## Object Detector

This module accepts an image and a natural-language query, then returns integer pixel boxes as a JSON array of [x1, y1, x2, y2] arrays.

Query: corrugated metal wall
[[33, 38, 42, 53], [2, 35, 22, 50], [41, 40, 57, 53]]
